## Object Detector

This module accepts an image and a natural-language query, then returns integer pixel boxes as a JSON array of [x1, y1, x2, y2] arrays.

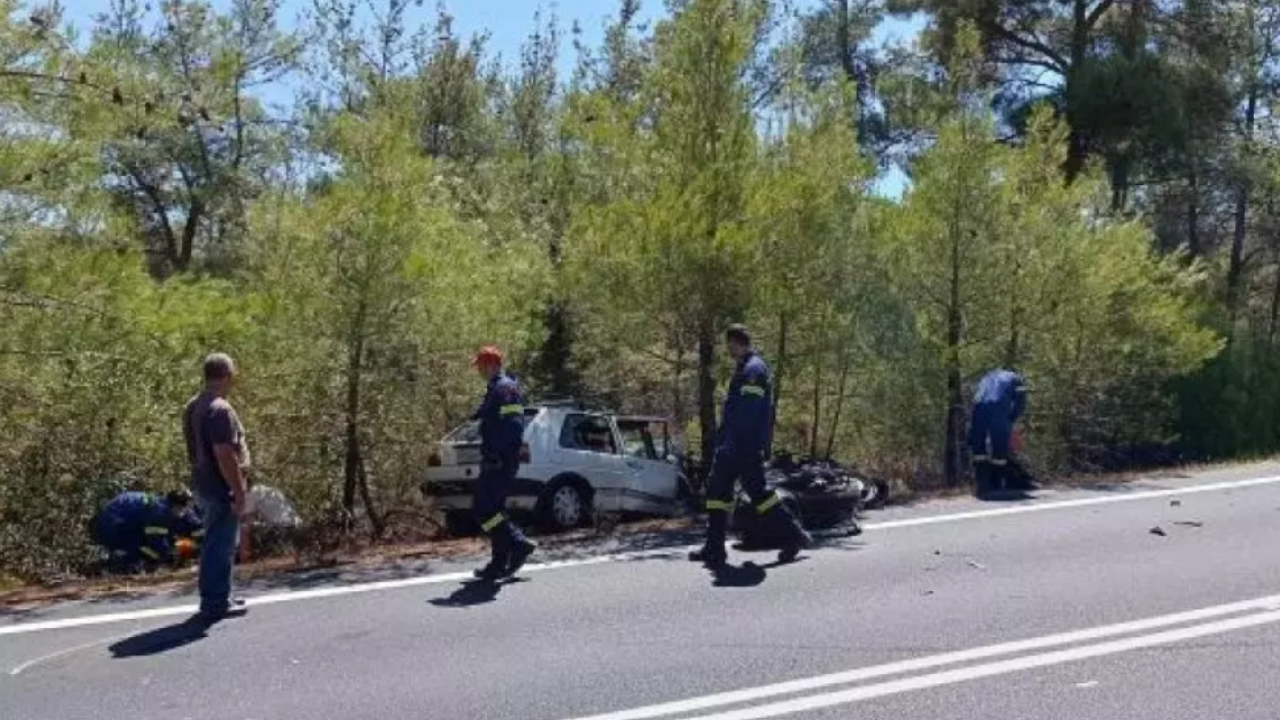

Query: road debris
[[1170, 500, 1182, 507], [1174, 521, 1204, 528], [1075, 680, 1099, 689], [1149, 526, 1167, 537], [966, 559, 987, 570], [921, 590, 935, 596]]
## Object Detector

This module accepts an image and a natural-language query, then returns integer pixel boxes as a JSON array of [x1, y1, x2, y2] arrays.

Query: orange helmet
[[473, 345, 504, 366]]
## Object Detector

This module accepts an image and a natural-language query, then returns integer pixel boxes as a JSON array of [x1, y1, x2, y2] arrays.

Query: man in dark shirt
[[183, 352, 250, 621]]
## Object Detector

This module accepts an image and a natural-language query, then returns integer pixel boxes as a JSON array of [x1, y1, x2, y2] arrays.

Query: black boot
[[505, 538, 537, 577], [974, 462, 993, 498], [690, 511, 729, 567], [688, 544, 727, 568], [775, 506, 812, 564], [474, 557, 508, 581]]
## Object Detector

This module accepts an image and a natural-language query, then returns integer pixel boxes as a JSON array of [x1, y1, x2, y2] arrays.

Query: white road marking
[[862, 474, 1280, 532], [670, 608, 1280, 720], [560, 591, 1280, 720], [2, 473, 1279, 637], [8, 630, 136, 675]]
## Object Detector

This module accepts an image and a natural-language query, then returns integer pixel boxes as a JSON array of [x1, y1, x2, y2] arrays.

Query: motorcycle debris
[[966, 559, 986, 570], [1173, 520, 1204, 528], [1149, 526, 1167, 537], [1170, 500, 1182, 507]]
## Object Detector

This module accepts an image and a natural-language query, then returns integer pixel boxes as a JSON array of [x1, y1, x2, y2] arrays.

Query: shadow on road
[[429, 578, 529, 608], [109, 616, 212, 658], [976, 489, 1037, 503], [708, 556, 811, 588]]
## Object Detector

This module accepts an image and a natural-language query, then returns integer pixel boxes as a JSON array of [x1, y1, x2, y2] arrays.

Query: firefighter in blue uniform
[[690, 325, 812, 568], [968, 367, 1027, 497], [92, 489, 201, 572], [470, 345, 538, 581]]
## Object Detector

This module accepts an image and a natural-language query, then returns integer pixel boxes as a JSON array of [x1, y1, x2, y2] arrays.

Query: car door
[[551, 412, 631, 512], [614, 417, 680, 514]]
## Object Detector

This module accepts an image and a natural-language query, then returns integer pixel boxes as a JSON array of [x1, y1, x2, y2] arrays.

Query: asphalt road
[[6, 462, 1280, 720]]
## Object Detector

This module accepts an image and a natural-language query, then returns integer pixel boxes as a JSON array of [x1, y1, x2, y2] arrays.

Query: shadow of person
[[429, 578, 528, 608], [109, 615, 211, 658], [976, 488, 1035, 503], [710, 561, 767, 588]]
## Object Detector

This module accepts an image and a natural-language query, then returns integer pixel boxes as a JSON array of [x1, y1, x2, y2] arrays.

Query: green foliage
[[2, 0, 1274, 581]]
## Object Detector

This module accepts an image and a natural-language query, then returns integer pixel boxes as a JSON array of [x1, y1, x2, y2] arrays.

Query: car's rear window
[[559, 414, 617, 454]]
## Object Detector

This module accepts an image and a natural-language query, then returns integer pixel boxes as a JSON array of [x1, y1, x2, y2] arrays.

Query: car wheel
[[541, 481, 588, 532]]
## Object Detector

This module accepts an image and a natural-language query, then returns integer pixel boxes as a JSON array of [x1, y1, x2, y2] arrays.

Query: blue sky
[[57, 0, 921, 194]]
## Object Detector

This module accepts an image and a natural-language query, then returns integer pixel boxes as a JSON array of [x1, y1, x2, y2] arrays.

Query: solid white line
[[3, 473, 1278, 637], [0, 549, 684, 637], [675, 608, 1280, 720], [862, 474, 1280, 531], [558, 591, 1280, 720]]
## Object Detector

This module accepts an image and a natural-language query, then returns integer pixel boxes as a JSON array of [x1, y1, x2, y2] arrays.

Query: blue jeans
[[195, 489, 240, 611]]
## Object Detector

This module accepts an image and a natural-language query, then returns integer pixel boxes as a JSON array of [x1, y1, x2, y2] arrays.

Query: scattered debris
[[920, 590, 935, 596], [1149, 526, 1167, 537], [1170, 500, 1181, 507], [966, 559, 986, 570], [1174, 521, 1204, 528], [1075, 680, 1099, 689], [933, 549, 942, 555]]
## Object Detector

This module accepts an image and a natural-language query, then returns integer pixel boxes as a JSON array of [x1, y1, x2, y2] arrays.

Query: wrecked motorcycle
[[731, 454, 890, 550]]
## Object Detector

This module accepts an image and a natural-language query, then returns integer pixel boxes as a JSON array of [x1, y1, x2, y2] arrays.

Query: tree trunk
[[1187, 161, 1202, 258], [341, 306, 366, 526], [774, 312, 789, 419], [824, 344, 852, 461], [1269, 258, 1280, 345], [697, 318, 718, 473], [1062, 0, 1093, 183], [809, 353, 823, 459], [356, 449, 383, 538], [1227, 87, 1259, 325], [943, 221, 965, 486]]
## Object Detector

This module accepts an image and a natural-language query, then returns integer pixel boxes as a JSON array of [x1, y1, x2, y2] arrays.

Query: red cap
[[473, 345, 504, 366]]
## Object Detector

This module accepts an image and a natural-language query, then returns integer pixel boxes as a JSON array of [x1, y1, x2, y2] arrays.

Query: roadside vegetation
[[3, 0, 1279, 583]]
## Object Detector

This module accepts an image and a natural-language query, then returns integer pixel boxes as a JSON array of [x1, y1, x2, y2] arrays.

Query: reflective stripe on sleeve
[[705, 499, 733, 512], [499, 404, 525, 416], [756, 493, 782, 514], [740, 385, 766, 397], [481, 513, 506, 533], [144, 526, 170, 536]]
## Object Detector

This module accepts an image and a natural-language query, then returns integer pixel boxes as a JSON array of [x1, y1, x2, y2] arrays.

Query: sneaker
[[505, 541, 537, 577]]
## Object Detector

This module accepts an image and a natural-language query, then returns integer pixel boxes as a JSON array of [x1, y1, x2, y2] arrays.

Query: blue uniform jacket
[[973, 368, 1027, 422], [97, 491, 179, 562], [719, 350, 774, 455], [473, 371, 527, 463]]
